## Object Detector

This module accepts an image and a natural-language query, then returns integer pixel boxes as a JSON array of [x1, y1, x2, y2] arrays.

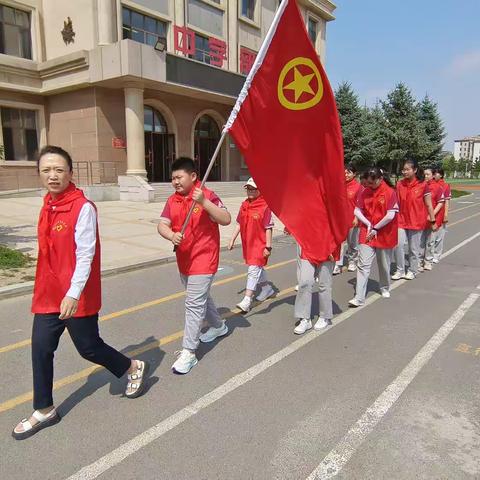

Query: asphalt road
[[0, 194, 479, 480]]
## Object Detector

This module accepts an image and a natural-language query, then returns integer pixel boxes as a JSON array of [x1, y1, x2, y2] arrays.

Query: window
[[122, 7, 167, 48], [144, 106, 167, 134], [241, 0, 255, 20], [308, 17, 318, 45], [191, 33, 210, 64], [0, 5, 32, 59], [1, 107, 38, 160]]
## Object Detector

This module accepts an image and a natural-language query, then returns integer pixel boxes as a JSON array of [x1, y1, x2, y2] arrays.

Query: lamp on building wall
[[154, 36, 167, 52]]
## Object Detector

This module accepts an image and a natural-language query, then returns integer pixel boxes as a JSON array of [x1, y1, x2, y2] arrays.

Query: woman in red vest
[[13, 146, 149, 441], [348, 168, 399, 307], [334, 163, 363, 275], [422, 167, 445, 270], [392, 159, 436, 280], [228, 177, 275, 313]]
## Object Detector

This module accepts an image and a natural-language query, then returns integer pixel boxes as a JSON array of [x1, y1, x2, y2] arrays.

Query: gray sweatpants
[[336, 227, 359, 267], [295, 256, 334, 320], [180, 274, 223, 351], [394, 228, 423, 275], [355, 244, 392, 303], [246, 265, 267, 291], [433, 225, 447, 261], [424, 229, 436, 263]]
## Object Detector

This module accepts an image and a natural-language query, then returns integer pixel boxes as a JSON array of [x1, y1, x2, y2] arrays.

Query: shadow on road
[[196, 308, 251, 361], [57, 335, 163, 417]]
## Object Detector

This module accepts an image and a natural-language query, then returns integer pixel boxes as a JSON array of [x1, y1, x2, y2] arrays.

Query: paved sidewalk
[[0, 196, 285, 272]]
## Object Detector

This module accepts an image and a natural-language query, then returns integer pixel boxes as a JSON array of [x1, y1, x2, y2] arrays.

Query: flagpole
[[174, 129, 227, 250]]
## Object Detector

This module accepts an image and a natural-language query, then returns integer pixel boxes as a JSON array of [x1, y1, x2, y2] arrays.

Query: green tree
[[361, 103, 388, 168], [335, 82, 367, 166], [381, 83, 426, 175], [417, 95, 446, 167], [441, 153, 456, 176]]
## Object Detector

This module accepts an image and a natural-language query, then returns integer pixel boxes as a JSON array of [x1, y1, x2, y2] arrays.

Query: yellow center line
[[0, 287, 297, 414], [0, 259, 296, 355]]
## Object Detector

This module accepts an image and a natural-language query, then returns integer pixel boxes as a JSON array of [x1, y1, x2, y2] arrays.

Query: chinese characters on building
[[174, 25, 256, 73]]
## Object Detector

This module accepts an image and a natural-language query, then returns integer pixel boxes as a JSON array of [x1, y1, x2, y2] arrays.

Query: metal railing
[[72, 161, 120, 186]]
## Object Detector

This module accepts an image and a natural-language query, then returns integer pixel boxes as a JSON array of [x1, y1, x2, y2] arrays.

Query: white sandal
[[125, 361, 149, 399], [12, 408, 61, 440]]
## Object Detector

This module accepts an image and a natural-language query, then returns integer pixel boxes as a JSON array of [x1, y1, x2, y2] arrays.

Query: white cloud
[[447, 50, 480, 76]]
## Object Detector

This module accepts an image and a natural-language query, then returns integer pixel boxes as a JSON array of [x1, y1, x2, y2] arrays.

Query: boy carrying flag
[[228, 178, 275, 313], [157, 157, 231, 374]]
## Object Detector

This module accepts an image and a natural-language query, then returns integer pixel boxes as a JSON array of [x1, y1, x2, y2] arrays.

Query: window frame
[[0, 0, 38, 61], [238, 0, 261, 29], [0, 100, 46, 165], [121, 5, 169, 49]]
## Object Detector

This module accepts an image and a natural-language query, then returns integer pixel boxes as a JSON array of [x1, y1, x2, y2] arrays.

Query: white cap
[[244, 177, 257, 189]]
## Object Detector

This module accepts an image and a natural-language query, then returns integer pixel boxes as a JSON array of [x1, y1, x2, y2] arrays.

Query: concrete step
[[151, 182, 246, 202]]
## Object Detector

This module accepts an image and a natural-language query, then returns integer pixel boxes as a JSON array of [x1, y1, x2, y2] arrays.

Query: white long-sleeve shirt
[[66, 203, 97, 300]]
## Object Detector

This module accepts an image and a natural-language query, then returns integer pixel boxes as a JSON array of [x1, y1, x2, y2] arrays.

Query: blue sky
[[326, 0, 480, 151]]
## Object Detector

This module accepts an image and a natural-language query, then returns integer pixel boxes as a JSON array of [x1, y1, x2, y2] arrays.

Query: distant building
[[0, 0, 337, 198], [453, 135, 480, 164]]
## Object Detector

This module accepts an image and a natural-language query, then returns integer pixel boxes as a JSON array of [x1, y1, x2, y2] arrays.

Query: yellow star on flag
[[283, 67, 315, 103]]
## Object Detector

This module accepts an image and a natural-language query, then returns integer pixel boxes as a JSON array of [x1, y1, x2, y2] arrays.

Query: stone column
[[98, 0, 116, 45], [124, 87, 147, 178]]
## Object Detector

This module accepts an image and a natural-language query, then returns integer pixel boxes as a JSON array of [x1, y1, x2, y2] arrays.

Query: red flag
[[225, 0, 349, 264]]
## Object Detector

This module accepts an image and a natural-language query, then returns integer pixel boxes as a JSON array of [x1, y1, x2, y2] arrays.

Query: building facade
[[0, 0, 336, 194], [453, 135, 480, 164]]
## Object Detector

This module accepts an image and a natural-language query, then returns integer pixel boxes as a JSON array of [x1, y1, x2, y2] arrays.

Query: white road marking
[[306, 284, 480, 480], [67, 231, 480, 480]]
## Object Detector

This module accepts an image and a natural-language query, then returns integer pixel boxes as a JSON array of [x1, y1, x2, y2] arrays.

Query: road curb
[[0, 234, 291, 300]]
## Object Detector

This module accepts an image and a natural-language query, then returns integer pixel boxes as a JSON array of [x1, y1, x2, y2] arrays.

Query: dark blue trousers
[[31, 313, 131, 409]]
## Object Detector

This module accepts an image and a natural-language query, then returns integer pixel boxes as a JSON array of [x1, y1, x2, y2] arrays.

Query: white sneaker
[[199, 322, 228, 343], [391, 271, 403, 281], [348, 298, 364, 308], [256, 285, 275, 302], [347, 262, 357, 272], [172, 349, 198, 374], [432, 258, 440, 264], [423, 262, 433, 271], [417, 265, 424, 273], [314, 317, 331, 330], [404, 271, 415, 280], [294, 319, 312, 335], [333, 266, 342, 275], [236, 296, 252, 313], [380, 288, 391, 298]]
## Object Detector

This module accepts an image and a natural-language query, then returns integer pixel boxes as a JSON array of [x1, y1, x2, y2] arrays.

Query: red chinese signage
[[174, 24, 227, 68], [112, 137, 126, 149], [239, 47, 257, 75]]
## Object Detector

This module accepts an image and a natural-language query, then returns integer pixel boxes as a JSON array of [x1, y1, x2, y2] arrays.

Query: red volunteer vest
[[168, 183, 220, 275], [238, 196, 270, 266], [396, 178, 429, 230], [427, 180, 444, 228], [32, 183, 101, 316], [436, 179, 451, 225], [346, 179, 361, 223], [359, 181, 398, 249]]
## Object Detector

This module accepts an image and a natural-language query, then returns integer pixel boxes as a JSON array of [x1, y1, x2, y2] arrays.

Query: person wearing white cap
[[228, 178, 275, 313]]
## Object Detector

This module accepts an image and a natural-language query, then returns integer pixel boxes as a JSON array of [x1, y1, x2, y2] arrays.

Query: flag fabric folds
[[225, 0, 349, 264]]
